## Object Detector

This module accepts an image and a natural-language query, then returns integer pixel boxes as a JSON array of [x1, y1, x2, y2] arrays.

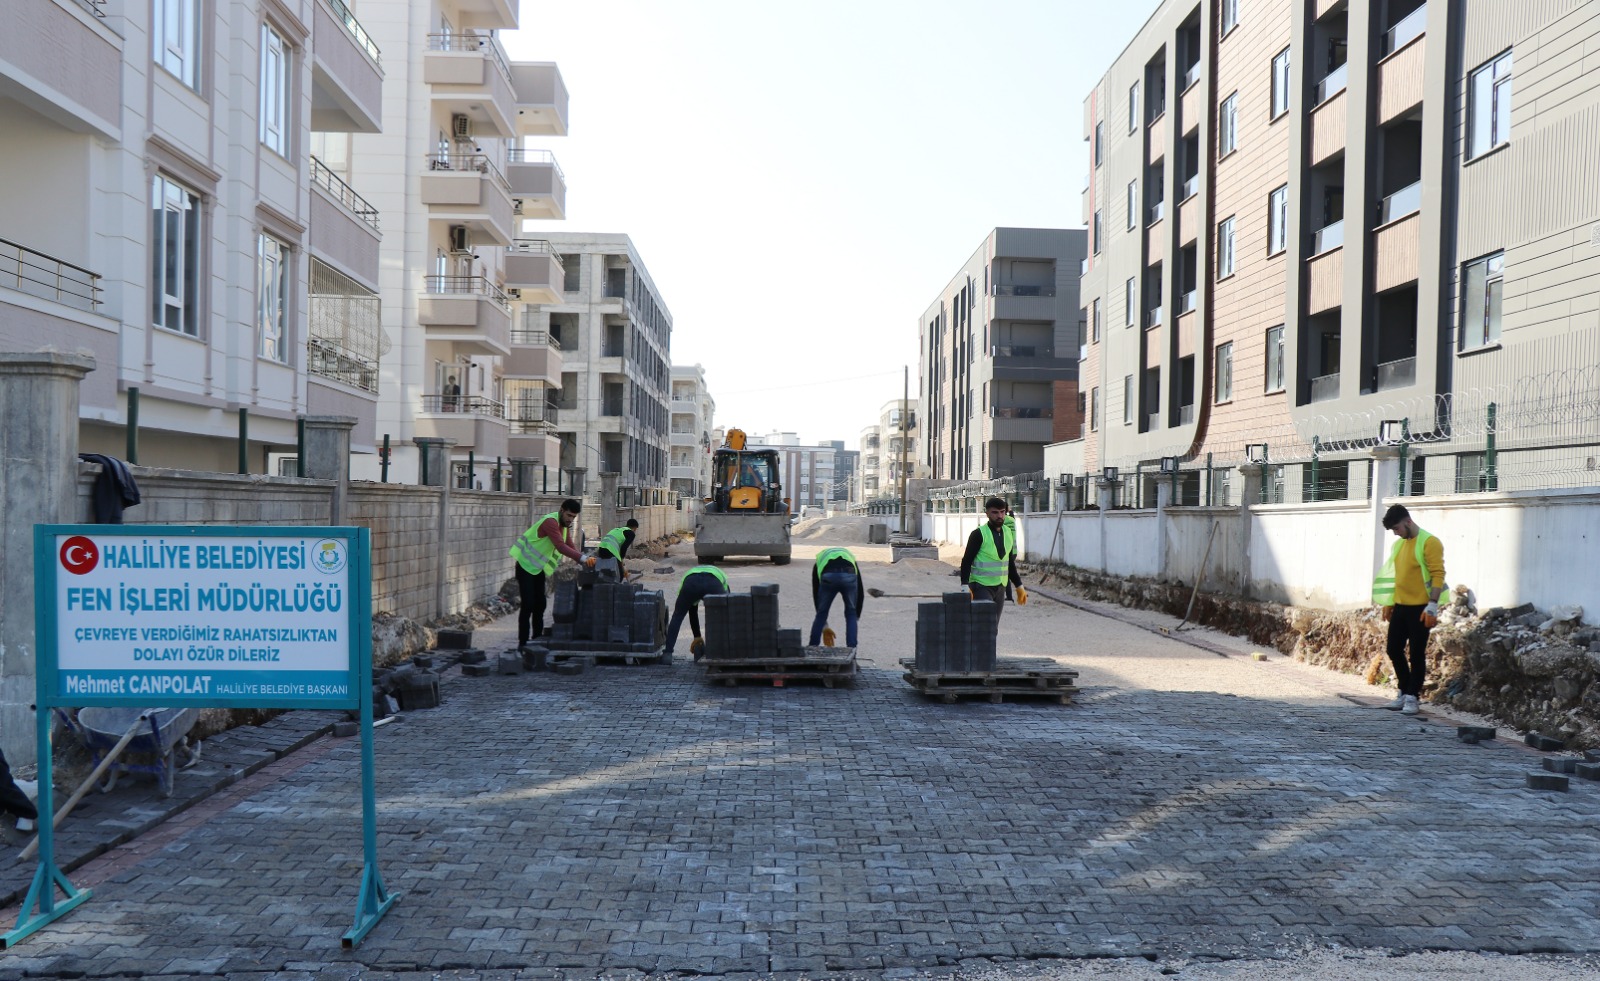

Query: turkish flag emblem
[[60, 536, 99, 575]]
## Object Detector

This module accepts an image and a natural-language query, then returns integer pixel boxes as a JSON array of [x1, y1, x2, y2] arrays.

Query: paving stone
[[1527, 772, 1570, 791]]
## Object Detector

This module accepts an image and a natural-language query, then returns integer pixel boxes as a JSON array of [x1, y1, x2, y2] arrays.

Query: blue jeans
[[810, 571, 859, 647], [665, 572, 726, 654]]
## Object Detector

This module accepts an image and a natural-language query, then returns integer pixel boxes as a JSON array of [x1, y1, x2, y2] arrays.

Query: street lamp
[[1058, 472, 1072, 488], [1158, 456, 1179, 473], [1377, 419, 1404, 445], [1245, 443, 1269, 464], [1100, 465, 1120, 483]]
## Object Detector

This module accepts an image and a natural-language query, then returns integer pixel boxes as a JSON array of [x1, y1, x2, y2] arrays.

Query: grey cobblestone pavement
[[5, 538, 1600, 979]]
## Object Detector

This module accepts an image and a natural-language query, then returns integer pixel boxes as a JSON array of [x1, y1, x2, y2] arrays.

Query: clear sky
[[502, 1, 1156, 447]]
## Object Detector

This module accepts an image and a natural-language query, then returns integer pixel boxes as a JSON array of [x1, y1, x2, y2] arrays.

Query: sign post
[[4, 525, 396, 948]]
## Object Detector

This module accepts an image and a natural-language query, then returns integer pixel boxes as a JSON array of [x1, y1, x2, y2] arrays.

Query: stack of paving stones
[[1526, 731, 1574, 790], [901, 591, 1077, 704], [519, 578, 667, 670], [699, 584, 856, 687]]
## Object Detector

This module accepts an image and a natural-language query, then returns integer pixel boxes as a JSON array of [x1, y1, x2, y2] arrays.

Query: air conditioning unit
[[451, 113, 472, 141], [512, 199, 525, 216], [448, 225, 470, 254]]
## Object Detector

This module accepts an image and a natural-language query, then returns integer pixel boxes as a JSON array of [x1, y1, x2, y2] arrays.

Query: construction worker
[[509, 498, 593, 648], [961, 496, 1026, 632], [810, 546, 865, 649], [665, 564, 729, 659], [1374, 503, 1446, 716], [595, 518, 639, 581]]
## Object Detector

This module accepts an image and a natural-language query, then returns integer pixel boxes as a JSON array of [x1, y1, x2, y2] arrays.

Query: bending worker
[[509, 498, 593, 649], [961, 496, 1026, 630], [1374, 503, 1446, 716], [810, 546, 865, 649], [595, 518, 639, 581], [665, 564, 729, 659]]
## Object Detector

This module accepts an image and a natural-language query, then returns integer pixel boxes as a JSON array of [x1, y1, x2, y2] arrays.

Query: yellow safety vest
[[971, 523, 1013, 587], [598, 526, 629, 559], [814, 547, 858, 577], [681, 565, 729, 591], [1372, 529, 1441, 606], [511, 511, 563, 575]]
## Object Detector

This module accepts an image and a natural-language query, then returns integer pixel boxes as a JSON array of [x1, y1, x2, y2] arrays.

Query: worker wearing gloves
[[595, 518, 639, 581], [961, 496, 1026, 632], [665, 564, 729, 660], [810, 546, 865, 649], [509, 498, 592, 648], [1373, 504, 1446, 716]]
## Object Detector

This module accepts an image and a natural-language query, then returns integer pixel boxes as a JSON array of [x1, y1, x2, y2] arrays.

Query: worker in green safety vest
[[1375, 503, 1447, 716], [961, 496, 1027, 634], [810, 547, 865, 648], [666, 564, 729, 659], [509, 498, 591, 648], [594, 518, 639, 581]]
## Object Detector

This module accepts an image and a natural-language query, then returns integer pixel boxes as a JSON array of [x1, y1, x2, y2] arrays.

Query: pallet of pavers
[[899, 591, 1078, 704], [522, 576, 670, 668], [699, 583, 857, 688]]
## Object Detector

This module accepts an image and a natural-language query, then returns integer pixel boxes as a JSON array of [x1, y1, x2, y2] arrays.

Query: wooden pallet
[[702, 651, 857, 688], [902, 678, 1076, 704], [534, 647, 671, 667], [899, 656, 1078, 704]]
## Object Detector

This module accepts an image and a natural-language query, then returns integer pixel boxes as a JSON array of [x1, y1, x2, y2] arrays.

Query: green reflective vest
[[814, 547, 858, 577], [971, 523, 1014, 587], [681, 565, 729, 591], [1372, 529, 1441, 606], [510, 511, 563, 575], [598, 526, 629, 559]]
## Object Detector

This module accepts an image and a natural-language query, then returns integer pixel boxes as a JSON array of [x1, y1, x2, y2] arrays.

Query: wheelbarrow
[[59, 706, 200, 798]]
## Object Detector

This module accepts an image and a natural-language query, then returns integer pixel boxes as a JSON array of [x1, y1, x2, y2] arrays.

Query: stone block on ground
[[436, 628, 472, 649], [497, 654, 523, 675], [1542, 757, 1579, 774], [1574, 762, 1600, 781], [332, 721, 359, 737], [554, 659, 586, 676], [461, 663, 493, 678], [1457, 725, 1496, 742], [1526, 732, 1566, 752], [1528, 773, 1570, 791], [457, 648, 487, 665]]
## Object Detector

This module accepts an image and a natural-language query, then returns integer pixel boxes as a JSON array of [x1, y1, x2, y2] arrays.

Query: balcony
[[990, 344, 1053, 358], [1310, 372, 1341, 403], [1378, 18, 1426, 124], [506, 149, 567, 220], [670, 430, 697, 448], [1310, 219, 1345, 256], [420, 152, 515, 246], [419, 275, 511, 356], [1377, 180, 1422, 226], [510, 61, 569, 136], [1306, 247, 1343, 315], [424, 32, 517, 138], [0, 237, 101, 312], [1146, 412, 1161, 432], [1148, 200, 1165, 226], [311, 0, 383, 133], [1385, 4, 1427, 54], [990, 284, 1056, 297], [1145, 306, 1163, 328], [1310, 86, 1346, 166], [1147, 112, 1165, 165], [309, 157, 380, 287], [504, 239, 564, 304], [1180, 70, 1202, 135], [1316, 62, 1349, 105], [0, 0, 120, 137], [506, 328, 563, 383], [415, 395, 508, 454], [1373, 210, 1421, 292], [1179, 403, 1195, 425], [1178, 290, 1197, 314], [1178, 193, 1198, 245], [1175, 309, 1196, 358], [1375, 356, 1416, 392], [991, 407, 1055, 442]]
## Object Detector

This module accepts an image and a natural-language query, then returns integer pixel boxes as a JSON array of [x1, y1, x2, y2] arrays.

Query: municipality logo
[[312, 539, 347, 575]]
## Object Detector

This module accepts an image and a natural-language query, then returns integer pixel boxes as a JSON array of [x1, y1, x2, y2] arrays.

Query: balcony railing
[[1179, 403, 1195, 424], [426, 31, 511, 85], [1146, 412, 1161, 431], [1149, 200, 1166, 224], [509, 328, 562, 348], [1310, 372, 1341, 403], [1386, 3, 1427, 54], [508, 147, 566, 183], [992, 406, 1053, 419], [425, 152, 511, 192], [323, 0, 381, 64], [421, 394, 503, 415], [1375, 356, 1416, 391], [1145, 306, 1164, 328], [1377, 180, 1422, 225], [506, 396, 555, 433], [991, 284, 1056, 297], [311, 157, 379, 230], [308, 337, 378, 393], [1316, 62, 1349, 104], [1180, 174, 1198, 201], [1310, 219, 1345, 255], [424, 275, 510, 308], [1179, 290, 1197, 314], [1181, 61, 1201, 90], [992, 344, 1051, 358], [0, 237, 102, 312], [71, 0, 107, 17]]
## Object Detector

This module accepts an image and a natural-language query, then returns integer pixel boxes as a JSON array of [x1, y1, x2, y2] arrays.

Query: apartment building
[[857, 424, 882, 501], [530, 233, 673, 502], [345, 0, 568, 486], [1, 0, 388, 471], [1079, 0, 1600, 501], [749, 433, 842, 510], [669, 363, 716, 499], [920, 228, 1087, 481], [857, 398, 923, 502]]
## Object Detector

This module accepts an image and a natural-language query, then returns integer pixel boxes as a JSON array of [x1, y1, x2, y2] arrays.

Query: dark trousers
[[969, 582, 1008, 626], [0, 749, 37, 821], [1387, 603, 1431, 697], [666, 573, 726, 653], [516, 563, 548, 647], [810, 571, 860, 647]]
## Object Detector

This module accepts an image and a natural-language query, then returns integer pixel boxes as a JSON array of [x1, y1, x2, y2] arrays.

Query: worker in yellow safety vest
[[595, 518, 639, 581], [1374, 503, 1446, 716], [509, 498, 592, 648], [810, 547, 866, 648], [666, 564, 729, 659], [961, 496, 1027, 634]]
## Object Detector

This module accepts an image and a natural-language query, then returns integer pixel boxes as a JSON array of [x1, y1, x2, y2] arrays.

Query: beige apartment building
[[1077, 0, 1600, 503], [0, 0, 388, 471], [669, 363, 716, 500], [856, 398, 923, 503]]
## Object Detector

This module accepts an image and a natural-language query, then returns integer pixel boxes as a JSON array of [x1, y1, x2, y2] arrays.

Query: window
[[1455, 452, 1488, 493], [1127, 180, 1138, 230], [151, 174, 201, 336], [154, 0, 199, 89], [1129, 82, 1139, 133], [258, 233, 289, 361], [1219, 93, 1238, 156], [1090, 387, 1100, 431], [1221, 0, 1239, 35], [1123, 375, 1134, 424], [1214, 342, 1233, 402], [1092, 298, 1101, 342], [1461, 252, 1504, 349], [260, 25, 290, 156], [1264, 325, 1285, 392], [1093, 210, 1102, 253], [1125, 278, 1136, 326], [1268, 185, 1288, 256], [1468, 50, 1513, 159], [1094, 120, 1104, 166], [1271, 47, 1291, 119], [1217, 216, 1236, 278]]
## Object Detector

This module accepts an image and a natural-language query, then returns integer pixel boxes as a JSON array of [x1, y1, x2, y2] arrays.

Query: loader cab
[[708, 448, 783, 513]]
